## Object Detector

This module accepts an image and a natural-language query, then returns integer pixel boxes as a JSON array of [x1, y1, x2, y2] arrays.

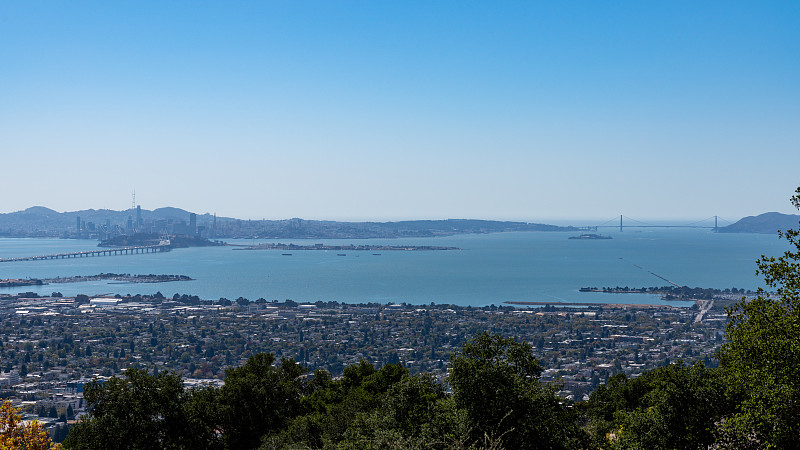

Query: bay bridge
[[0, 243, 170, 263], [585, 215, 733, 232]]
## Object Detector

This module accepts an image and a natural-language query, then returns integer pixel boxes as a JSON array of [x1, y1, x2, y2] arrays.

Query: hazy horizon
[[1, 203, 777, 228], [2, 2, 798, 220]]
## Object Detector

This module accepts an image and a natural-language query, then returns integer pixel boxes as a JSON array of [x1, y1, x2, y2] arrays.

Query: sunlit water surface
[[0, 229, 788, 307]]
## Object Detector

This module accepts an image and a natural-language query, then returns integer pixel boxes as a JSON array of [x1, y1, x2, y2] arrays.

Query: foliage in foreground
[[64, 333, 588, 450], [583, 362, 732, 449], [0, 399, 60, 450], [60, 339, 745, 450], [717, 187, 800, 448]]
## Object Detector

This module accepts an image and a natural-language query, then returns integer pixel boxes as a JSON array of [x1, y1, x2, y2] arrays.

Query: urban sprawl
[[0, 288, 741, 442]]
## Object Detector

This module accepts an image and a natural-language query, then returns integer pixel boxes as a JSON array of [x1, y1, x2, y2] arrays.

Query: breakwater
[[234, 243, 460, 251], [45, 273, 193, 284], [1, 274, 193, 287], [504, 301, 677, 309]]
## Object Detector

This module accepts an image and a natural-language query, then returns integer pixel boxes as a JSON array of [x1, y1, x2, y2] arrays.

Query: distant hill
[[717, 212, 800, 234], [0, 207, 578, 238]]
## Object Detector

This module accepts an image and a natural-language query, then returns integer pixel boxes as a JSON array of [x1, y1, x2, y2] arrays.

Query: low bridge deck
[[0, 244, 170, 263]]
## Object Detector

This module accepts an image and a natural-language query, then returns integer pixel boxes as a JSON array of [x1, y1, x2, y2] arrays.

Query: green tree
[[717, 187, 800, 447], [585, 362, 730, 449], [337, 373, 469, 449], [448, 333, 587, 449], [62, 369, 216, 450], [217, 353, 305, 449], [291, 362, 408, 447], [1, 399, 60, 449]]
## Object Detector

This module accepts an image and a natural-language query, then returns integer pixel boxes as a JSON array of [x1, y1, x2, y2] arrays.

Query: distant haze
[[1, 2, 798, 221]]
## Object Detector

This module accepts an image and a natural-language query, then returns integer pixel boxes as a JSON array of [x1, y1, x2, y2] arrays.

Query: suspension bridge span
[[588, 215, 732, 232]]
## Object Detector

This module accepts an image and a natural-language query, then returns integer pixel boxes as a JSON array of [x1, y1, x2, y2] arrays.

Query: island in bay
[[0, 273, 193, 288]]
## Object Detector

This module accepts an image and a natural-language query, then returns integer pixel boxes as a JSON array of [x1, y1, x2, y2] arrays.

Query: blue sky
[[1, 1, 798, 222]]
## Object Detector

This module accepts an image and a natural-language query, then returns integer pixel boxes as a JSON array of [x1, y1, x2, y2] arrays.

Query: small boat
[[337, 254, 346, 256], [282, 253, 292, 256]]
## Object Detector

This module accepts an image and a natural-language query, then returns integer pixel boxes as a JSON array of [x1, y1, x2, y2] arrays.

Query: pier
[[0, 244, 170, 263]]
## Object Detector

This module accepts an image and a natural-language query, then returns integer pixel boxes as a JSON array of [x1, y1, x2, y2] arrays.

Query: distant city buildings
[[68, 208, 204, 240], [0, 370, 20, 387]]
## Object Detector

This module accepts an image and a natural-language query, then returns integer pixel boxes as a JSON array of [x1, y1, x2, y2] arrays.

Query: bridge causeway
[[0, 244, 170, 263]]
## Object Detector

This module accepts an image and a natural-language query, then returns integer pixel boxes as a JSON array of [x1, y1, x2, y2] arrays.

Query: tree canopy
[[717, 187, 800, 447], [584, 362, 731, 449], [449, 332, 587, 449], [1, 399, 60, 450], [62, 369, 217, 450]]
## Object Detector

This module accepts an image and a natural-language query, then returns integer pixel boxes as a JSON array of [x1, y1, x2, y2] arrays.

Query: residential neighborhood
[[0, 289, 736, 441]]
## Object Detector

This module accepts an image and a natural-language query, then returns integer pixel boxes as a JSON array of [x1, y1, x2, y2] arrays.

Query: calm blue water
[[0, 229, 789, 307]]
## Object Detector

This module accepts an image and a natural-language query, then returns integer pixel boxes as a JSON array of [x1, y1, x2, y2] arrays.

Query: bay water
[[0, 229, 789, 307]]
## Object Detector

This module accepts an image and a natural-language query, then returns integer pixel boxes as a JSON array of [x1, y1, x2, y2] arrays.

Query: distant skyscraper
[[76, 216, 81, 233], [136, 205, 142, 228], [189, 213, 197, 235]]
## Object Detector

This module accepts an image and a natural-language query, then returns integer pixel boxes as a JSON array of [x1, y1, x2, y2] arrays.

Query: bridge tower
[[620, 215, 623, 232]]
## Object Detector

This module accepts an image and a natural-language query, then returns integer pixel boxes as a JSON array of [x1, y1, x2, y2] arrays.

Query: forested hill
[[716, 212, 800, 234]]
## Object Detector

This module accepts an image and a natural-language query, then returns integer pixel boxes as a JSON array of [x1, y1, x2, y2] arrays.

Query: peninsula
[[578, 285, 755, 299], [716, 212, 800, 234]]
